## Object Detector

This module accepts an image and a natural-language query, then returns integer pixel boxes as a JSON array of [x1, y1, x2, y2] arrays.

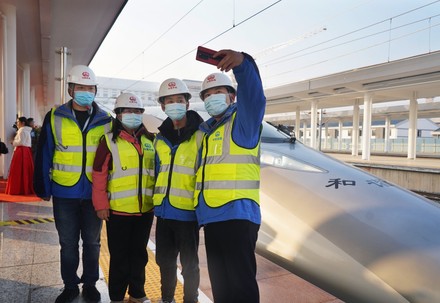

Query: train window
[[260, 122, 324, 172], [261, 121, 292, 142]]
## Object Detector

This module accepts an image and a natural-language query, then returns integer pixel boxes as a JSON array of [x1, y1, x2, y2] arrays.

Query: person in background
[[154, 78, 203, 303], [27, 117, 39, 161], [92, 93, 155, 303], [33, 65, 112, 303], [0, 138, 8, 155], [5, 116, 35, 195], [195, 49, 266, 303]]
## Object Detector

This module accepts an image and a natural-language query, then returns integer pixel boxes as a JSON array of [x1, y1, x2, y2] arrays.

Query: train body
[[258, 122, 440, 303]]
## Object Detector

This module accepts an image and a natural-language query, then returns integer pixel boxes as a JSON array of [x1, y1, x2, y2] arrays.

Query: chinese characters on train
[[325, 178, 391, 189]]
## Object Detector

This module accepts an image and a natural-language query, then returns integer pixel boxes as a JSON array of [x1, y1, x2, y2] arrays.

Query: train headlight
[[260, 150, 323, 172]]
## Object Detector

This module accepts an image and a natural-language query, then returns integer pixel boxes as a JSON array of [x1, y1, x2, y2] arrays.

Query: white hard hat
[[158, 78, 192, 102], [199, 73, 236, 100], [67, 65, 97, 86], [114, 93, 144, 112]]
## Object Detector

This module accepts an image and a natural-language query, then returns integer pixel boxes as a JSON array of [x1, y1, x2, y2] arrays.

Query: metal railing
[[302, 137, 440, 156]]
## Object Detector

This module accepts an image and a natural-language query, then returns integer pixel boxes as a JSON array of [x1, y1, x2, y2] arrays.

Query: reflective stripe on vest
[[105, 134, 155, 213], [50, 109, 111, 186], [195, 113, 260, 208], [153, 131, 201, 210]]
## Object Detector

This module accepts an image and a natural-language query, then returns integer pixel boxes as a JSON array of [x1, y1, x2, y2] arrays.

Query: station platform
[[0, 197, 343, 303], [1, 153, 438, 302], [324, 152, 440, 170]]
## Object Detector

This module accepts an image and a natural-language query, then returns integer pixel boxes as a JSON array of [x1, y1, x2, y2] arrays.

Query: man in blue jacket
[[195, 49, 266, 303], [34, 65, 112, 303]]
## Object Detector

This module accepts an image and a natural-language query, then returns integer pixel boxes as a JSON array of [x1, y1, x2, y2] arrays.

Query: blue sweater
[[196, 54, 266, 225]]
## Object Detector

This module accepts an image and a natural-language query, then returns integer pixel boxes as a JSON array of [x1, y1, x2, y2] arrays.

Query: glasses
[[121, 108, 144, 114]]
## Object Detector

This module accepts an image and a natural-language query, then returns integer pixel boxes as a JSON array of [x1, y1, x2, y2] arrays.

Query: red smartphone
[[196, 46, 224, 65]]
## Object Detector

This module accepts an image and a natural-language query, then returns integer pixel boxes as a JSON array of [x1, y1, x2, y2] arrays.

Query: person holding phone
[[195, 49, 266, 303]]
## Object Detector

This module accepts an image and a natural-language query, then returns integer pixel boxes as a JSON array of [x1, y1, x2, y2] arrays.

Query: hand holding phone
[[196, 46, 224, 65]]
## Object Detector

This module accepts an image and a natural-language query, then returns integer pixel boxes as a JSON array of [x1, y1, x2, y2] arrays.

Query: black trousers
[[155, 218, 200, 303], [204, 219, 260, 303], [106, 212, 154, 301]]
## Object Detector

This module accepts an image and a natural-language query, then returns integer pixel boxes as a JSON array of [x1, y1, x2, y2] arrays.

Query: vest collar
[[201, 103, 237, 134]]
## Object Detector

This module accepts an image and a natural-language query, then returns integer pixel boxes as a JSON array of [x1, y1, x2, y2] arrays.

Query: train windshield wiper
[[263, 121, 296, 144]]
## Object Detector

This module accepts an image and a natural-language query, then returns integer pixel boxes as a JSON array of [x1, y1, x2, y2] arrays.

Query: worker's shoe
[[82, 285, 101, 302], [55, 287, 80, 303], [128, 296, 151, 303]]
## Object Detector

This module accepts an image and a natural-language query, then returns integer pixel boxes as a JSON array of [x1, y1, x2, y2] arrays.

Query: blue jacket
[[196, 54, 266, 225], [33, 100, 112, 199]]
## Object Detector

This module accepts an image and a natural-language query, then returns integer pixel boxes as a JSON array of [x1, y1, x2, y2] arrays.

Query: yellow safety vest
[[195, 113, 261, 207], [153, 131, 202, 210], [105, 134, 155, 214], [50, 109, 111, 186]]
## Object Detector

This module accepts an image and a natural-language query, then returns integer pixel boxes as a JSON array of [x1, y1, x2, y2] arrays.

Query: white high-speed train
[[258, 122, 440, 303], [142, 104, 440, 303]]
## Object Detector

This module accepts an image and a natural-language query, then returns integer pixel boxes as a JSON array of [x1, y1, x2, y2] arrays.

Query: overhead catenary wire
[[99, 0, 206, 88], [121, 0, 282, 91], [254, 0, 375, 59], [261, 0, 440, 66], [254, 27, 327, 60], [268, 21, 440, 85], [265, 13, 440, 67], [108, 0, 439, 92]]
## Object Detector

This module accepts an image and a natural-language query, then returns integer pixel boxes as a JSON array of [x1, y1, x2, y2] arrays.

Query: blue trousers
[[53, 197, 102, 289]]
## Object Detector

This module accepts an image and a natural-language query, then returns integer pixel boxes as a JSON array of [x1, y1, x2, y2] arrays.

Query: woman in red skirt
[[6, 116, 35, 195]]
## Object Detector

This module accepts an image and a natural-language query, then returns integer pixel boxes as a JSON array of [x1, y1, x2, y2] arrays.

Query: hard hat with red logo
[[67, 65, 97, 86], [114, 93, 144, 112], [158, 78, 192, 102], [199, 73, 236, 100]]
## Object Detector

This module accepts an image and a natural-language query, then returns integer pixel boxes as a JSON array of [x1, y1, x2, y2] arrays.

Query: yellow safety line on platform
[[99, 222, 185, 303], [0, 217, 55, 227]]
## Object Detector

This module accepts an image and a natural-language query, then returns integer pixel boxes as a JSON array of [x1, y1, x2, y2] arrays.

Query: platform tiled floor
[[326, 152, 440, 169], [2, 153, 438, 302], [0, 200, 343, 303]]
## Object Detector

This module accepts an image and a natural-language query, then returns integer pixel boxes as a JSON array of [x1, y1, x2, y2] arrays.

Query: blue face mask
[[164, 103, 187, 121], [73, 91, 95, 107], [204, 93, 229, 116], [121, 113, 143, 129]]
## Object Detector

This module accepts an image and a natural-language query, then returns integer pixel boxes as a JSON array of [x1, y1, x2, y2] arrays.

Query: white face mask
[[120, 113, 143, 129], [204, 94, 229, 116], [164, 103, 187, 121]]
